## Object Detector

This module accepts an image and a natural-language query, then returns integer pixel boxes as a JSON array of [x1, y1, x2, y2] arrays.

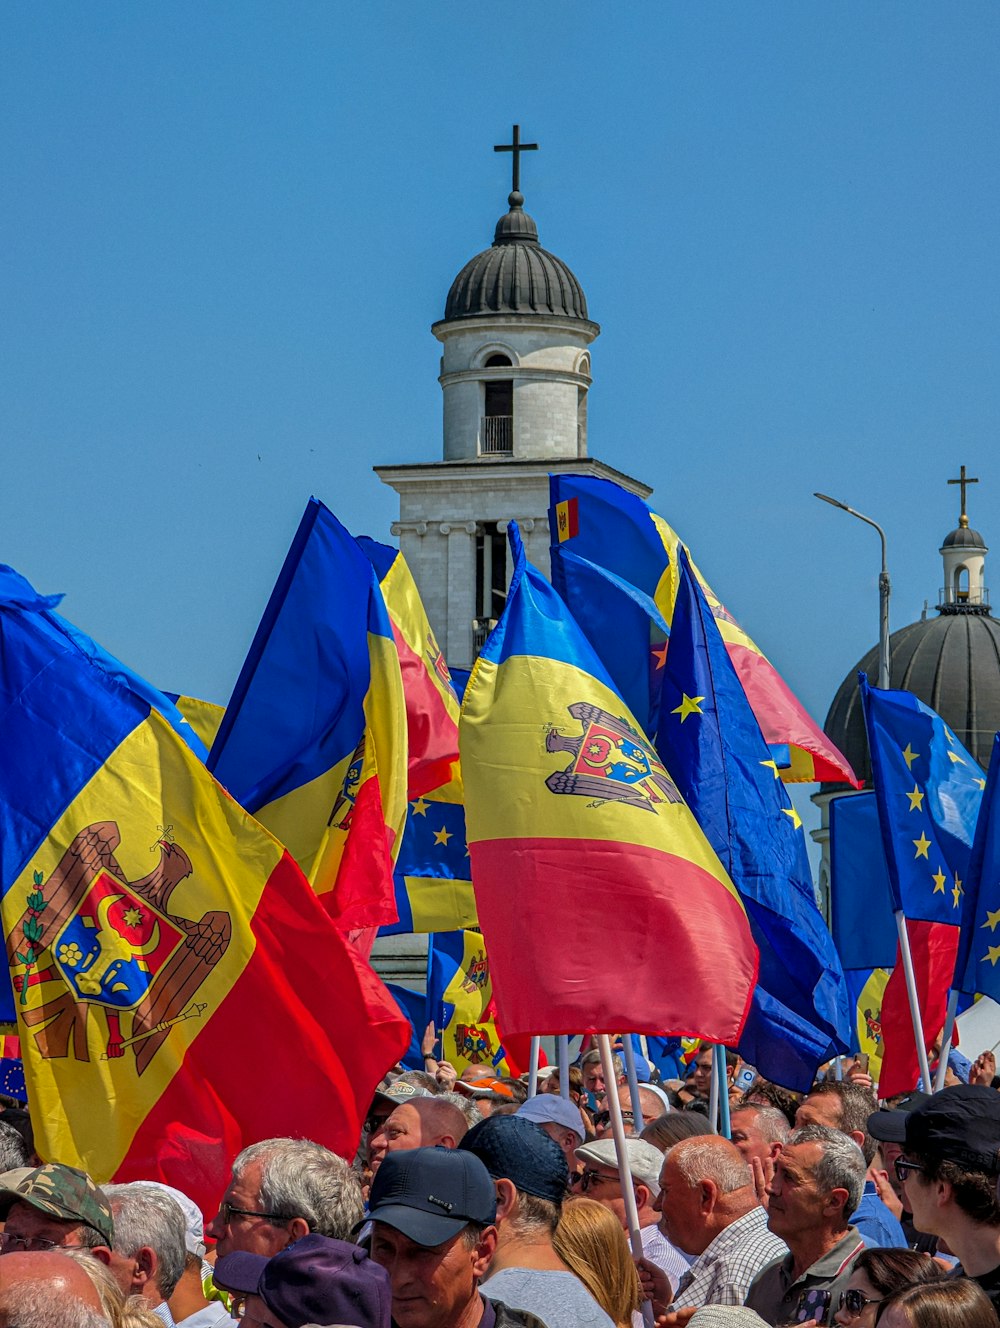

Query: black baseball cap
[[459, 1113, 568, 1204], [365, 1147, 497, 1247], [904, 1084, 1000, 1175], [867, 1091, 931, 1145]]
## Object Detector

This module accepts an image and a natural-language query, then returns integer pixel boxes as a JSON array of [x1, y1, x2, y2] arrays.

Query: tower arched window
[[956, 565, 970, 601], [485, 353, 512, 368], [481, 364, 513, 455]]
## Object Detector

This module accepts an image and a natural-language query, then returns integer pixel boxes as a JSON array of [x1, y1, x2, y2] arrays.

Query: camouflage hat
[[0, 1163, 114, 1245]]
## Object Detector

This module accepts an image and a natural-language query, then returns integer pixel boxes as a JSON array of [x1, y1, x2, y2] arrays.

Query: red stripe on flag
[[389, 622, 459, 799], [325, 775, 398, 930], [113, 852, 409, 1215], [878, 919, 959, 1097], [471, 837, 757, 1042], [727, 643, 860, 786]]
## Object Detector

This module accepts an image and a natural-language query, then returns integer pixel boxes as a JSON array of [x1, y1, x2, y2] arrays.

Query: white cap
[[139, 1180, 206, 1258], [574, 1137, 664, 1194], [517, 1096, 585, 1140]]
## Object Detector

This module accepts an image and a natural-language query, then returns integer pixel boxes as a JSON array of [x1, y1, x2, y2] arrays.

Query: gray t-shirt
[[484, 1268, 616, 1328]]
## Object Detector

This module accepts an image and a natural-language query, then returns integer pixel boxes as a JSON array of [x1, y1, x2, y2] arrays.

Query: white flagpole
[[894, 911, 932, 1090], [707, 1043, 720, 1133], [935, 988, 960, 1092], [558, 1035, 570, 1099], [598, 1034, 655, 1328], [527, 1036, 541, 1098], [622, 1036, 644, 1128]]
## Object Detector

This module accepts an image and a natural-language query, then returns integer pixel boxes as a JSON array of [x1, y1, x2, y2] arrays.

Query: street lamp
[[814, 493, 891, 689]]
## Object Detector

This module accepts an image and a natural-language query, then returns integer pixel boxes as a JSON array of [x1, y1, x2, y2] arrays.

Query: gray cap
[[375, 1081, 429, 1106], [517, 1096, 585, 1140], [574, 1137, 664, 1193]]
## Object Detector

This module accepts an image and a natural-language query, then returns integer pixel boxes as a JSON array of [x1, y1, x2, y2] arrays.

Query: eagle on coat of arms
[[545, 702, 681, 811]]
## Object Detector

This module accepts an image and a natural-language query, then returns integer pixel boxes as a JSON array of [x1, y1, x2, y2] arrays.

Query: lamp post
[[814, 493, 931, 1089], [814, 494, 891, 689]]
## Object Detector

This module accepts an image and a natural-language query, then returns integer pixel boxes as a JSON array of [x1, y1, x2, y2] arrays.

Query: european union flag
[[954, 735, 1000, 998], [860, 676, 984, 926], [657, 547, 852, 1090], [380, 793, 478, 935], [829, 793, 897, 971]]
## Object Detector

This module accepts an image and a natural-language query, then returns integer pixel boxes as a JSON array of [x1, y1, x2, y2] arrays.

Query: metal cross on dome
[[494, 124, 538, 194], [948, 464, 979, 522]]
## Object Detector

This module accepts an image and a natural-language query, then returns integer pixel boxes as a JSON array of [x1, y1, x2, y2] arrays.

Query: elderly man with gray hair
[[204, 1137, 364, 1258], [744, 1124, 866, 1326], [642, 1135, 786, 1316], [104, 1183, 188, 1324]]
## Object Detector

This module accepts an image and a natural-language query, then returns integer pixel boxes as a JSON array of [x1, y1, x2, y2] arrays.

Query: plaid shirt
[[672, 1205, 788, 1310]]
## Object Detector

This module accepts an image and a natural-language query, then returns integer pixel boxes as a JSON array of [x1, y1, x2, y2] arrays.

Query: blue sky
[[3, 5, 999, 830]]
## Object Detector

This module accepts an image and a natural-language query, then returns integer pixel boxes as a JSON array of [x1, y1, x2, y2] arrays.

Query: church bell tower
[[376, 126, 651, 669]]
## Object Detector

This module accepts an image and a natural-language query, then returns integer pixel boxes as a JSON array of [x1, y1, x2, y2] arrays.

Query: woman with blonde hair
[[554, 1197, 641, 1328]]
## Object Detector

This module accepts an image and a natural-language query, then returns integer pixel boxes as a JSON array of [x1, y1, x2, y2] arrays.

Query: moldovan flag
[[460, 524, 758, 1040], [548, 474, 859, 786], [209, 499, 407, 930], [0, 565, 410, 1214], [358, 538, 461, 800]]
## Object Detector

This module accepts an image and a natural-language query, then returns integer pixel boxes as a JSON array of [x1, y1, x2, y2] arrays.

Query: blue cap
[[366, 1147, 497, 1247], [459, 1114, 568, 1203], [516, 1095, 584, 1140]]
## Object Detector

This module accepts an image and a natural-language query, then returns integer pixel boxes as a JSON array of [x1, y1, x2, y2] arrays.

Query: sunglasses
[[893, 1157, 927, 1184], [838, 1289, 882, 1317], [573, 1168, 616, 1193], [593, 1110, 634, 1129]]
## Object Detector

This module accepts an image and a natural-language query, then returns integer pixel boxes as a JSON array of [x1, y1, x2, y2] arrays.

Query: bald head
[[461, 1064, 495, 1084], [0, 1251, 106, 1310], [368, 1097, 470, 1175]]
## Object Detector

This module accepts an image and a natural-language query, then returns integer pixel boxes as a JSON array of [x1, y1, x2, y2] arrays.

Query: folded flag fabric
[[861, 675, 984, 926], [878, 920, 960, 1097], [657, 546, 851, 1090], [163, 695, 226, 753], [209, 499, 407, 930], [0, 564, 410, 1213], [426, 930, 517, 1077], [380, 783, 478, 935], [955, 734, 1000, 1000], [358, 539, 461, 800], [829, 793, 898, 971], [460, 523, 758, 1041], [549, 473, 859, 786]]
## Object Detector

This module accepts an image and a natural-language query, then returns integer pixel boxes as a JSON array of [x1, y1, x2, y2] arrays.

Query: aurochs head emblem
[[8, 822, 231, 1075], [545, 702, 681, 812]]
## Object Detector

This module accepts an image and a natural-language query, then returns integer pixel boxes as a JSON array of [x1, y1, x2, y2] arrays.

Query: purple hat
[[459, 1114, 568, 1203], [214, 1233, 391, 1328]]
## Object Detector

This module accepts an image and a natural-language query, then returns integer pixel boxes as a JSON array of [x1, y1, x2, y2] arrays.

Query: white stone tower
[[376, 126, 650, 670], [939, 464, 989, 609]]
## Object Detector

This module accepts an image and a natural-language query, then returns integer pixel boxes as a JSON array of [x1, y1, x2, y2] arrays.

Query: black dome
[[942, 523, 987, 550], [824, 613, 1000, 785], [443, 191, 590, 323]]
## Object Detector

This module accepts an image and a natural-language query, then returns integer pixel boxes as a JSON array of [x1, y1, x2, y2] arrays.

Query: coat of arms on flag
[[545, 702, 681, 810]]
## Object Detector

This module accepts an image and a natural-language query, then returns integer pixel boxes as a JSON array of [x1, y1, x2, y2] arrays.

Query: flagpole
[[894, 911, 933, 1090], [935, 988, 960, 1092], [527, 1036, 541, 1098], [715, 1048, 731, 1139], [598, 1034, 655, 1328], [558, 1035, 570, 1099], [623, 1036, 644, 1128], [708, 1044, 720, 1134]]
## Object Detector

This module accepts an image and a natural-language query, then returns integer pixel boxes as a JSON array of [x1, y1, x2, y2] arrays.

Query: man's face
[[582, 1062, 605, 1097], [0, 1202, 90, 1254], [369, 1105, 426, 1177], [795, 1093, 842, 1131], [370, 1223, 492, 1328], [880, 1141, 905, 1203], [766, 1142, 835, 1243], [690, 1052, 714, 1099], [729, 1108, 777, 1169], [204, 1160, 294, 1259], [577, 1164, 629, 1229], [540, 1122, 581, 1176], [653, 1157, 707, 1256], [899, 1156, 938, 1236], [620, 1086, 658, 1130]]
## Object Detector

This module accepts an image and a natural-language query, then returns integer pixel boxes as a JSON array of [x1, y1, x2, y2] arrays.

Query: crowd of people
[[2, 1040, 1000, 1328]]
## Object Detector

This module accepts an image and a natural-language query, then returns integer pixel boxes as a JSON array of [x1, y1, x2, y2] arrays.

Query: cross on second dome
[[493, 124, 538, 194]]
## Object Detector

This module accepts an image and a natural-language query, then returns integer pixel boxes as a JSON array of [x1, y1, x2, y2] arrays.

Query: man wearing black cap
[[460, 1115, 615, 1328], [866, 1091, 939, 1253], [366, 1147, 545, 1328], [892, 1083, 1000, 1310]]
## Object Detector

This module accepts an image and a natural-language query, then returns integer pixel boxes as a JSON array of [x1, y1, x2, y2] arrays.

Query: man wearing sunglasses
[[205, 1138, 363, 1259], [887, 1084, 1000, 1313]]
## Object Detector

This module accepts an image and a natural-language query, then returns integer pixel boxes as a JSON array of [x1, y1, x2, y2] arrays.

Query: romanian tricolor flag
[[358, 538, 461, 800], [460, 525, 758, 1040], [548, 474, 859, 787], [0, 565, 409, 1213], [209, 499, 407, 930]]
